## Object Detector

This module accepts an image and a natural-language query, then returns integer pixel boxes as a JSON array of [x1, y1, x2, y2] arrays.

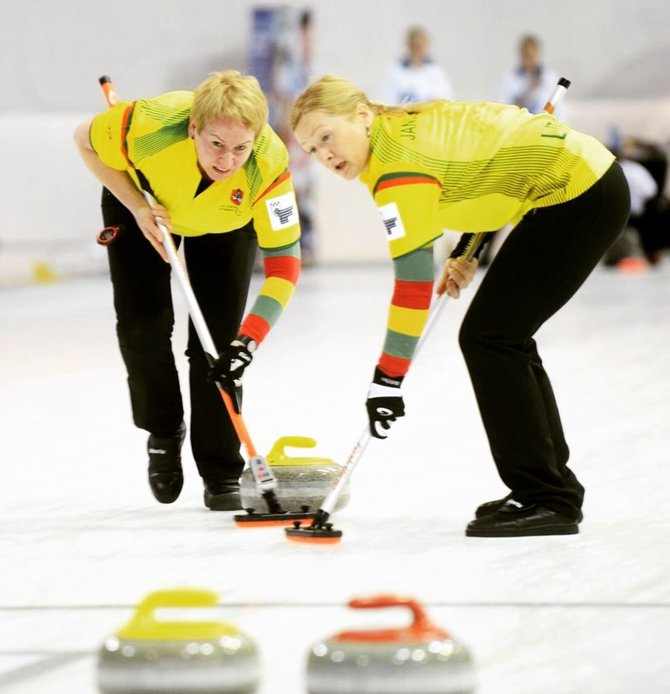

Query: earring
[[366, 126, 371, 138]]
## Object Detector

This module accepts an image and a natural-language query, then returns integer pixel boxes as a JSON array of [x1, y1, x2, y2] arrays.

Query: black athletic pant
[[101, 188, 258, 483], [459, 163, 630, 520]]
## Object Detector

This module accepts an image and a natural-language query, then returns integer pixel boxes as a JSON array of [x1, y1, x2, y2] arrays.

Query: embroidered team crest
[[378, 202, 406, 241], [266, 192, 298, 231], [230, 188, 244, 205]]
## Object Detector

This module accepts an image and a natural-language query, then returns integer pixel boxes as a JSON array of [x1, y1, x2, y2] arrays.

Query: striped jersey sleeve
[[378, 244, 435, 377], [250, 130, 301, 251], [238, 240, 301, 345], [371, 171, 444, 259]]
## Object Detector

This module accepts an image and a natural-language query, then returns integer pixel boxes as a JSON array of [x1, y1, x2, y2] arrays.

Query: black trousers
[[459, 163, 630, 519], [101, 188, 258, 483]]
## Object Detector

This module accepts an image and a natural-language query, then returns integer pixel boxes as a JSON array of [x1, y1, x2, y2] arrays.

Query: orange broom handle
[[218, 389, 258, 457], [99, 75, 118, 107]]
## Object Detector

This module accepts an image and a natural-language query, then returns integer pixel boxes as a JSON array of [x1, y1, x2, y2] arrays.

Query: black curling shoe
[[466, 499, 580, 537], [147, 422, 186, 504], [475, 494, 513, 518], [475, 495, 584, 523], [204, 479, 242, 511]]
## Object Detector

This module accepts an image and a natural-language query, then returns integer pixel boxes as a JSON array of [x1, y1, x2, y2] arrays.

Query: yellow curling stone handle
[[267, 436, 336, 467], [116, 589, 240, 641]]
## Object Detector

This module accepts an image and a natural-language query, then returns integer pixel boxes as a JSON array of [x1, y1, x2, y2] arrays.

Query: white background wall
[[2, 0, 670, 279]]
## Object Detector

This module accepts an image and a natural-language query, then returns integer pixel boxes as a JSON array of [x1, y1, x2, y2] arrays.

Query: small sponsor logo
[[378, 202, 406, 241], [384, 217, 397, 234], [266, 192, 298, 231], [230, 188, 244, 205], [273, 204, 294, 224]]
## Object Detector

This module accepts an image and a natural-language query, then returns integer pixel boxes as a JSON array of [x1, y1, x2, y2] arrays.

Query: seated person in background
[[379, 26, 454, 105], [481, 34, 566, 266], [496, 34, 566, 120], [605, 134, 669, 266]]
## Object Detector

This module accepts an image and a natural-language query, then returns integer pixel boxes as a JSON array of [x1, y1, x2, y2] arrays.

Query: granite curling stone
[[306, 594, 476, 694], [240, 436, 350, 513], [97, 588, 260, 694]]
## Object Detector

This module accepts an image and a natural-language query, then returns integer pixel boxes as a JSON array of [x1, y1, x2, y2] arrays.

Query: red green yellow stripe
[[379, 353, 412, 377], [391, 280, 433, 309], [254, 170, 292, 203], [387, 305, 430, 336], [239, 313, 271, 343], [377, 245, 435, 378], [264, 255, 300, 284], [239, 240, 301, 345], [373, 171, 441, 196], [120, 102, 136, 168]]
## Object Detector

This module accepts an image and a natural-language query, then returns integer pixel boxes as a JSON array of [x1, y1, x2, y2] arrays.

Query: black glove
[[208, 339, 255, 412], [366, 367, 405, 439]]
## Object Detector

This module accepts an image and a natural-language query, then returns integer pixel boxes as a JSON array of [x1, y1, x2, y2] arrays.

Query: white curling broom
[[286, 235, 486, 544]]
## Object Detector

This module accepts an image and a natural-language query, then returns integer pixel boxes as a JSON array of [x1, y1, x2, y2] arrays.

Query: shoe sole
[[466, 524, 579, 537], [152, 492, 182, 504]]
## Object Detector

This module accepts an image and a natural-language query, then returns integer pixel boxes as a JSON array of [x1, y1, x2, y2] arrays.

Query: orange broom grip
[[99, 75, 118, 107]]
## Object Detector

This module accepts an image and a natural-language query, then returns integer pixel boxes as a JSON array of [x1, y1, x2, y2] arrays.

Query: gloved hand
[[208, 339, 255, 412], [366, 367, 405, 439]]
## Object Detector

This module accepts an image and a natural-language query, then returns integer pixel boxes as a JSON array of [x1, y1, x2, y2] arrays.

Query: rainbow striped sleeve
[[238, 240, 301, 345], [378, 245, 435, 377]]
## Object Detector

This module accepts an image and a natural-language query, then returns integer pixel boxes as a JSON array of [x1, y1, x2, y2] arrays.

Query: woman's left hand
[[436, 257, 478, 298]]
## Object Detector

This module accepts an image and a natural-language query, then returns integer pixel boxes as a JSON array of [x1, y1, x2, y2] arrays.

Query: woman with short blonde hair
[[74, 70, 302, 511]]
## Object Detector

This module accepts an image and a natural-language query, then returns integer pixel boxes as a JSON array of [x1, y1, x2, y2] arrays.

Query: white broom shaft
[[544, 77, 571, 114], [142, 192, 265, 462], [464, 78, 571, 258], [319, 286, 456, 516], [142, 192, 218, 359]]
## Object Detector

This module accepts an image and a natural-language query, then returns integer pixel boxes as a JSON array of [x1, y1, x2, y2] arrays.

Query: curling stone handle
[[348, 595, 441, 633], [118, 589, 237, 640], [267, 436, 317, 462], [138, 588, 219, 611]]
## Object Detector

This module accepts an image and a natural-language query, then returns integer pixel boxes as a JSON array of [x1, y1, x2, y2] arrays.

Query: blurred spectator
[[604, 135, 669, 266], [620, 157, 657, 218], [481, 34, 566, 266], [496, 34, 566, 121], [379, 26, 454, 104]]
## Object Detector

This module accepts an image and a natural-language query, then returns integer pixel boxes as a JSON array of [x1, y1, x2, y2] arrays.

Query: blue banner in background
[[251, 7, 315, 262]]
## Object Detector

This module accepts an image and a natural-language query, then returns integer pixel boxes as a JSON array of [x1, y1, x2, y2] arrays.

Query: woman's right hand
[[133, 204, 172, 262], [436, 257, 478, 298]]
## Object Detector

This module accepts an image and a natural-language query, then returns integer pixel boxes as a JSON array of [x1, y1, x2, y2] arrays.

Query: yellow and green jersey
[[361, 100, 615, 377], [90, 90, 300, 249], [89, 90, 301, 345], [359, 100, 615, 259]]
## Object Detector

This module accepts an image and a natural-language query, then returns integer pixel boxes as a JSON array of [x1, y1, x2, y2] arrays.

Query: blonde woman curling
[[75, 71, 302, 510], [290, 75, 629, 538]]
